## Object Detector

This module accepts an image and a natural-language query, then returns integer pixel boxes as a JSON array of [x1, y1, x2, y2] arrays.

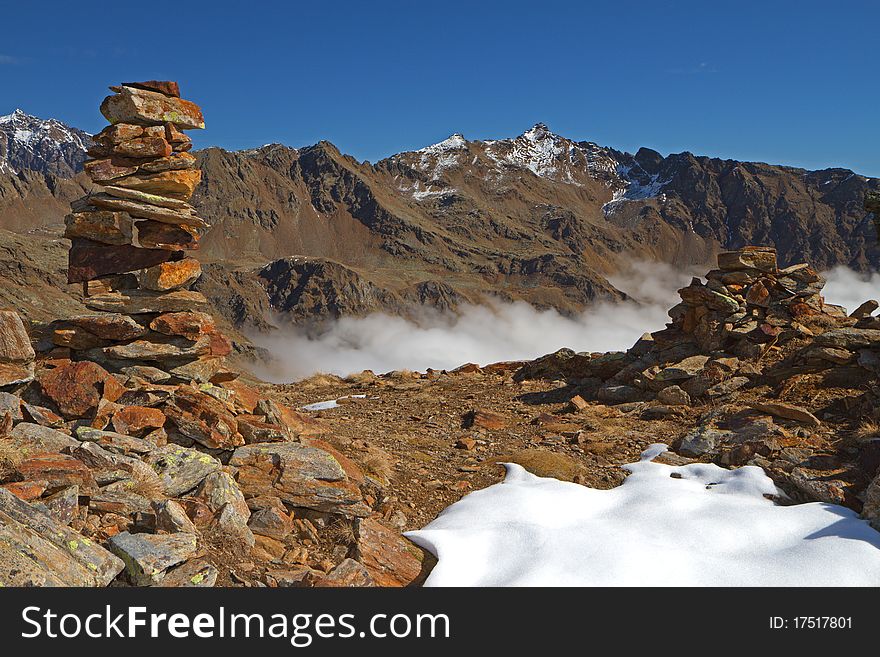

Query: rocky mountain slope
[[1, 112, 878, 328]]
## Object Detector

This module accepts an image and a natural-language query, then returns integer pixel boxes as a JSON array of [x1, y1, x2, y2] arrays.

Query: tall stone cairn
[[59, 81, 231, 383]]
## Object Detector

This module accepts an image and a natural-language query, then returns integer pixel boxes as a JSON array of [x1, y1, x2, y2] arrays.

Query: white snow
[[413, 133, 468, 181], [485, 123, 569, 179], [0, 108, 90, 154], [603, 164, 669, 216], [407, 444, 880, 586], [300, 394, 367, 411]]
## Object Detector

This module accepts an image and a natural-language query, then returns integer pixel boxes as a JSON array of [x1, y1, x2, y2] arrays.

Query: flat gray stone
[[108, 531, 198, 585]]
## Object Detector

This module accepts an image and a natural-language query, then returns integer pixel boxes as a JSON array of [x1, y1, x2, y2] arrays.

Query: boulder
[[88, 192, 207, 228], [0, 310, 34, 365], [84, 289, 209, 314], [164, 386, 242, 449], [121, 80, 181, 97], [462, 409, 508, 430], [145, 444, 221, 497], [39, 360, 125, 418], [111, 169, 202, 200], [158, 560, 219, 587], [154, 499, 197, 534], [135, 220, 199, 250], [0, 487, 124, 586], [65, 314, 148, 341], [108, 531, 198, 585], [112, 406, 166, 437], [358, 518, 430, 587], [656, 385, 691, 406], [749, 402, 821, 427], [230, 442, 369, 516], [717, 247, 777, 273]]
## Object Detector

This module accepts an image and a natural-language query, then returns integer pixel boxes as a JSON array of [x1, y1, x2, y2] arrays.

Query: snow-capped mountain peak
[[419, 133, 468, 155], [0, 109, 91, 177]]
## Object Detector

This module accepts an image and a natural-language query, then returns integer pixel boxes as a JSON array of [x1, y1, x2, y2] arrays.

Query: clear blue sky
[[2, 0, 878, 176]]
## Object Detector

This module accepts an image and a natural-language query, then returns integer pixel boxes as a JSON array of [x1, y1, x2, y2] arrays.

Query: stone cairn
[[58, 80, 229, 384], [0, 82, 428, 588]]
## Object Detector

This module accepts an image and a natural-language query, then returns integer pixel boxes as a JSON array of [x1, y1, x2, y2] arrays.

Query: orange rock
[[16, 454, 97, 492], [462, 409, 508, 430], [278, 404, 330, 437], [356, 518, 433, 587], [135, 220, 199, 251], [101, 86, 205, 130], [40, 361, 125, 418], [164, 386, 243, 449], [140, 258, 202, 291], [1, 480, 48, 501], [112, 168, 202, 200], [220, 380, 261, 413], [150, 311, 214, 340], [112, 406, 166, 437]]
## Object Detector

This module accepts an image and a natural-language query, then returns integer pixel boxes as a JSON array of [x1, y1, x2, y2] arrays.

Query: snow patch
[[407, 444, 880, 586], [300, 394, 366, 411]]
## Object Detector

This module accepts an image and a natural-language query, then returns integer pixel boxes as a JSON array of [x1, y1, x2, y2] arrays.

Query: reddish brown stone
[[220, 380, 261, 413], [140, 258, 202, 291], [164, 386, 242, 449], [358, 518, 431, 587], [313, 559, 374, 587], [67, 238, 175, 283], [39, 361, 124, 418], [65, 314, 147, 341], [0, 310, 35, 365], [103, 135, 172, 158], [51, 327, 106, 350], [150, 311, 214, 341], [101, 86, 205, 130], [111, 169, 202, 200], [111, 406, 166, 437], [64, 210, 134, 246], [135, 221, 199, 251], [121, 80, 181, 97], [84, 156, 140, 182], [462, 409, 508, 430], [164, 122, 189, 144], [1, 480, 48, 501], [138, 152, 197, 173], [16, 454, 97, 492]]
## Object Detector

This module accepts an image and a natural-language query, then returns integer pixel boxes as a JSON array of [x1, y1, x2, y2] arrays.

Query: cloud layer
[[251, 262, 691, 382], [250, 263, 879, 382]]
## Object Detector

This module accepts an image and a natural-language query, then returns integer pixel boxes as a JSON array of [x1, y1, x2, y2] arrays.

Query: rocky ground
[[2, 243, 880, 587]]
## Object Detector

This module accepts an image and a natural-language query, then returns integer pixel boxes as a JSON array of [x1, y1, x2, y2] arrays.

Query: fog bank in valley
[[251, 263, 879, 382]]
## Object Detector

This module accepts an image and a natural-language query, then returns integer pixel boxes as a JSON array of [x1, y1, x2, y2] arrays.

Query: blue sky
[[2, 0, 878, 176]]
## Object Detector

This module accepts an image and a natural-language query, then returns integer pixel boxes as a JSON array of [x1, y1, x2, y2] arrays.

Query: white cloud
[[250, 262, 692, 382], [821, 266, 880, 313]]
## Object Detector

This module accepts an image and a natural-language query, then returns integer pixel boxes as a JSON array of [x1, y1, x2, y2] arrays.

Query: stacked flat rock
[[59, 81, 225, 383], [658, 246, 838, 358]]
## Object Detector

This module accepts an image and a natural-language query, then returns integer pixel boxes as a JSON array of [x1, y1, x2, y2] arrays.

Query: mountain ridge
[[1, 111, 878, 328]]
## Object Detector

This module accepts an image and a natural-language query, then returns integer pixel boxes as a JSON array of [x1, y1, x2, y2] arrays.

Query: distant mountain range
[[1, 110, 877, 330]]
